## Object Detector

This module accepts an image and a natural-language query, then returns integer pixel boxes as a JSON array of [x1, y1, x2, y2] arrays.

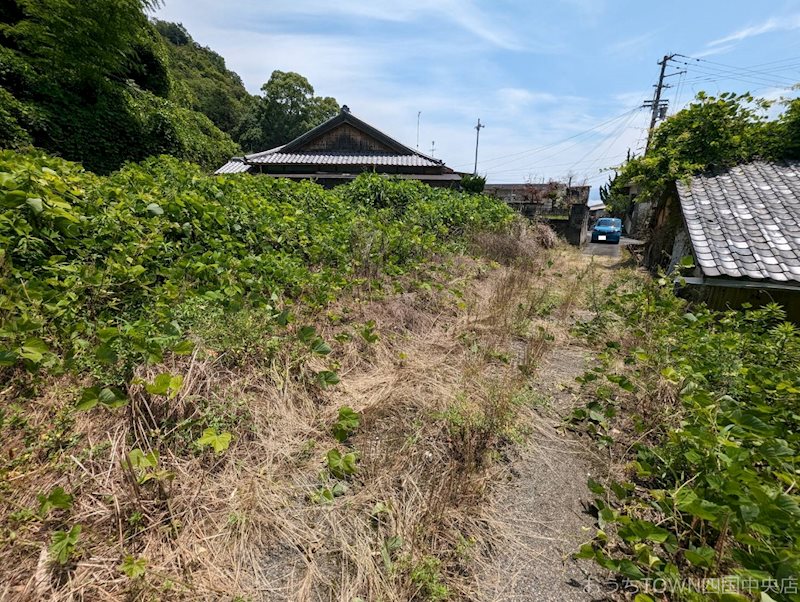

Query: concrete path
[[583, 237, 642, 259], [474, 245, 627, 602]]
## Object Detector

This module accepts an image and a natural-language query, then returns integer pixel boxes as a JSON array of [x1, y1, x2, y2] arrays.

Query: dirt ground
[[473, 244, 627, 602], [1, 231, 629, 602]]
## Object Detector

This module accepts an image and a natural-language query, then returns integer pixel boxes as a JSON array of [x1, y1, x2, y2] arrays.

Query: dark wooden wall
[[302, 124, 397, 153]]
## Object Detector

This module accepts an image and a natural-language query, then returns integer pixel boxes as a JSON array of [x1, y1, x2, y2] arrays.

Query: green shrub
[[0, 152, 513, 385], [575, 275, 800, 601]]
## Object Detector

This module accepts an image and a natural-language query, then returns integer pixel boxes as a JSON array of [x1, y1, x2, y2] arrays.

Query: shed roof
[[676, 161, 800, 284]]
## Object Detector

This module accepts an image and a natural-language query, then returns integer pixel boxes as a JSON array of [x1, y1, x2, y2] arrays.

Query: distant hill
[[0, 1, 339, 174], [0, 1, 241, 173], [153, 20, 251, 136]]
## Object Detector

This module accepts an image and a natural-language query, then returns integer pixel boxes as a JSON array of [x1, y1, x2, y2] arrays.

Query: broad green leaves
[[49, 525, 81, 564], [575, 272, 800, 598], [144, 373, 184, 399], [325, 449, 357, 479], [0, 152, 512, 390], [309, 481, 347, 504], [359, 320, 379, 344], [196, 428, 232, 454], [332, 406, 361, 443], [126, 448, 173, 485], [76, 386, 127, 411], [37, 487, 74, 516], [316, 370, 341, 389], [119, 555, 147, 579], [19, 338, 49, 363]]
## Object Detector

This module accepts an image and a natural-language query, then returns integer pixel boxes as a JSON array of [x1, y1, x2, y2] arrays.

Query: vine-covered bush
[[0, 2, 239, 174], [0, 152, 513, 379], [575, 273, 800, 601], [601, 92, 800, 213]]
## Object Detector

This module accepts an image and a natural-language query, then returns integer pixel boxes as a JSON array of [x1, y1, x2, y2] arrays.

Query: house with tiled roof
[[658, 161, 800, 317], [215, 106, 461, 187]]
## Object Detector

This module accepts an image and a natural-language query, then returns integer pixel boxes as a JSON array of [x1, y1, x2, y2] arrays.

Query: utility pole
[[644, 54, 678, 153], [416, 111, 421, 150], [473, 118, 485, 175], [430, 141, 436, 157]]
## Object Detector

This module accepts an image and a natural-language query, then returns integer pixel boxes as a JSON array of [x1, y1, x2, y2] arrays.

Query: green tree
[[0, 3, 239, 172], [460, 174, 486, 193], [768, 96, 800, 160], [603, 92, 774, 212], [236, 70, 339, 151], [153, 19, 250, 134], [1, 0, 160, 87]]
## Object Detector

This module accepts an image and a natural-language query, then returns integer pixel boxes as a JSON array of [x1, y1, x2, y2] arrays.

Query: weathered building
[[483, 182, 590, 217], [215, 106, 461, 187], [484, 182, 591, 246], [651, 161, 800, 318]]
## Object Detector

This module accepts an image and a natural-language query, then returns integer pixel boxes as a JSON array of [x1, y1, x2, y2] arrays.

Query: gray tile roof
[[245, 151, 440, 167], [215, 159, 251, 174], [676, 161, 800, 283]]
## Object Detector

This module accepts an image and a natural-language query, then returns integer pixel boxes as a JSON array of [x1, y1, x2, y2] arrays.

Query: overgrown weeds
[[0, 152, 564, 600], [572, 270, 800, 601]]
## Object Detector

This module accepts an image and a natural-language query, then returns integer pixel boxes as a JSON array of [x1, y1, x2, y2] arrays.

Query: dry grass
[[0, 227, 602, 602]]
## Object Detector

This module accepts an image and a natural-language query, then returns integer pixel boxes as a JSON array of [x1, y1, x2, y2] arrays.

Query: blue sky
[[154, 1, 800, 196]]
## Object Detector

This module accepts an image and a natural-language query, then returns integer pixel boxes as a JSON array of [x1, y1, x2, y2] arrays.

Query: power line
[[483, 108, 645, 181], [568, 110, 640, 173], [672, 69, 686, 114], [679, 67, 795, 89], [580, 112, 642, 176], [677, 54, 800, 86], [485, 152, 631, 176], [475, 109, 639, 171], [488, 115, 641, 177], [674, 56, 799, 89], [735, 55, 800, 70], [450, 106, 641, 169]]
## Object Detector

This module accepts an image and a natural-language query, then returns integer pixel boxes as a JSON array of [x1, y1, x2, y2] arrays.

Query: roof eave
[[680, 275, 800, 292]]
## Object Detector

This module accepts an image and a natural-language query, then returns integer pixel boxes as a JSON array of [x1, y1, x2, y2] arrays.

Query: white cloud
[[156, 0, 530, 51], [690, 44, 736, 58], [608, 32, 656, 56], [708, 13, 800, 47]]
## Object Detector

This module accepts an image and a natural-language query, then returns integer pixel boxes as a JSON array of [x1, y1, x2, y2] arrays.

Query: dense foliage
[[152, 20, 250, 135], [0, 150, 513, 383], [0, 1, 239, 173], [235, 70, 339, 152], [0, 2, 341, 172], [460, 173, 486, 194], [152, 21, 343, 153], [601, 92, 800, 212], [575, 273, 800, 601]]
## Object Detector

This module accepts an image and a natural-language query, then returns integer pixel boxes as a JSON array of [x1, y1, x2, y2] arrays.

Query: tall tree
[[603, 92, 773, 212], [236, 70, 339, 151], [0, 0, 239, 172], [1, 0, 160, 87]]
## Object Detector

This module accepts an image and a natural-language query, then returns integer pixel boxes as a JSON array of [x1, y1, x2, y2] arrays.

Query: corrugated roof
[[677, 161, 800, 284], [246, 152, 440, 167], [214, 160, 251, 174]]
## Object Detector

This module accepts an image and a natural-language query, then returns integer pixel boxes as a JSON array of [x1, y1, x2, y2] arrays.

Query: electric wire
[[452, 106, 642, 170]]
